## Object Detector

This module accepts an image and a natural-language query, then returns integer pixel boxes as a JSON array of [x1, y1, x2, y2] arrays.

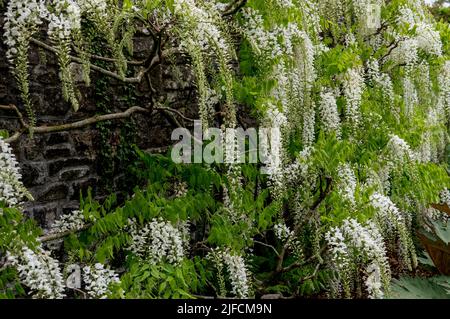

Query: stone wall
[[0, 16, 198, 228]]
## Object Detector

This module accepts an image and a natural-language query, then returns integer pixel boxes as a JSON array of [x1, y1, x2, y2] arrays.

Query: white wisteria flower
[[49, 210, 93, 234], [127, 218, 186, 265], [83, 263, 120, 298], [6, 246, 65, 299], [369, 192, 417, 269], [337, 163, 357, 206], [385, 134, 416, 162], [222, 251, 250, 298], [325, 218, 391, 299], [319, 88, 342, 139], [0, 137, 33, 207], [3, 0, 48, 62], [342, 67, 365, 131]]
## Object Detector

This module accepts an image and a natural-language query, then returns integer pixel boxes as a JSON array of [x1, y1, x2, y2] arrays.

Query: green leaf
[[390, 276, 450, 299]]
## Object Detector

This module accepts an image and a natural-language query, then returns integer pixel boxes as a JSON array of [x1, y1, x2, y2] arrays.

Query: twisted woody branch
[[0, 103, 195, 144]]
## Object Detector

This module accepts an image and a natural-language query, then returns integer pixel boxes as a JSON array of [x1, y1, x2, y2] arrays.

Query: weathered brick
[[44, 145, 73, 160], [38, 184, 70, 202], [59, 166, 90, 181], [49, 157, 94, 176], [47, 132, 70, 145], [21, 163, 46, 187]]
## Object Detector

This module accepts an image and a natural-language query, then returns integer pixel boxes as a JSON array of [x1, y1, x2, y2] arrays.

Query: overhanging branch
[[2, 105, 153, 143], [30, 38, 174, 84]]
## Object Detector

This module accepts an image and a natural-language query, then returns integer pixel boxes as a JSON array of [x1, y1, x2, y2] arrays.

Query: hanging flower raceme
[[6, 246, 65, 299], [240, 8, 282, 59], [83, 263, 120, 298], [393, 5, 442, 64], [49, 209, 94, 234], [325, 218, 391, 299], [3, 0, 48, 63], [369, 193, 417, 270], [319, 88, 342, 139], [207, 248, 251, 298], [172, 0, 235, 128], [367, 59, 395, 108], [440, 189, 450, 207], [3, 0, 49, 127], [126, 218, 187, 265], [342, 67, 365, 132], [222, 252, 250, 298], [337, 163, 357, 206], [438, 61, 450, 117], [47, 0, 81, 111], [403, 75, 418, 117], [0, 137, 33, 207], [385, 134, 416, 163]]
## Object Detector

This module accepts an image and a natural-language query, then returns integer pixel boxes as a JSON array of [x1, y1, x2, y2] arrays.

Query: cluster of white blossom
[[369, 192, 417, 269], [270, 61, 291, 116], [222, 252, 250, 298], [6, 246, 65, 299], [367, 59, 395, 106], [417, 131, 433, 163], [240, 6, 320, 192], [403, 75, 418, 117], [274, 222, 294, 242], [282, 147, 316, 191], [207, 248, 249, 298], [266, 102, 288, 129], [127, 218, 186, 265], [389, 34, 419, 66], [3, 0, 48, 63], [47, 0, 81, 40], [365, 262, 383, 299], [414, 21, 443, 57], [344, 32, 357, 47], [325, 226, 349, 272], [440, 189, 450, 207], [0, 137, 32, 207], [438, 61, 450, 116], [385, 134, 416, 162], [223, 126, 242, 167], [395, 5, 442, 59], [83, 263, 120, 298], [417, 62, 432, 94], [325, 218, 391, 299], [302, 104, 316, 147], [241, 8, 317, 64], [260, 67, 287, 183], [4, 0, 89, 60], [240, 8, 282, 59], [299, 0, 321, 37], [342, 67, 365, 131], [174, 0, 230, 55], [171, 0, 236, 128], [337, 163, 357, 206], [49, 210, 91, 234], [319, 88, 342, 138], [294, 30, 317, 98]]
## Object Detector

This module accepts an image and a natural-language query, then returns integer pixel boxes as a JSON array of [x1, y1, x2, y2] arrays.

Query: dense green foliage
[[1, 0, 450, 299]]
